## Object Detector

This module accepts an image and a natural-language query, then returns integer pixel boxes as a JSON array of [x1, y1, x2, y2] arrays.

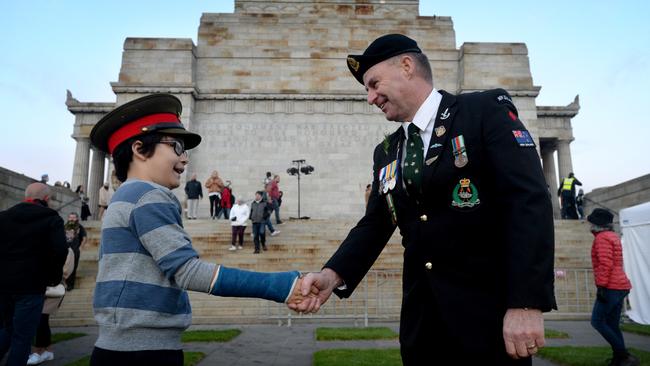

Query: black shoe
[[254, 249, 260, 254], [619, 354, 640, 366], [262, 245, 268, 251], [277, 220, 283, 225]]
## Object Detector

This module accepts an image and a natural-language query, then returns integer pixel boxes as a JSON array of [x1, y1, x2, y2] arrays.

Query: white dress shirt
[[401, 88, 442, 165]]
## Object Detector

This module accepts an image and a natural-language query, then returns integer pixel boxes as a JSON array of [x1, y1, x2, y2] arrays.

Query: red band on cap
[[107, 113, 180, 154]]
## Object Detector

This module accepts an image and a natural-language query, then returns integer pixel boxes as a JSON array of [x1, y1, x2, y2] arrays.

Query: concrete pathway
[[19, 320, 649, 366]]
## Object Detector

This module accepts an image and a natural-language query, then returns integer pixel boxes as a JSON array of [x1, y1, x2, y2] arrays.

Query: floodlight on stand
[[288, 159, 314, 220]]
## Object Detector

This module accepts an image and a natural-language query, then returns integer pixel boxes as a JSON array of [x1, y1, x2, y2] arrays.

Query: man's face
[[255, 193, 262, 201], [68, 214, 78, 222], [146, 137, 188, 190], [363, 57, 412, 122]]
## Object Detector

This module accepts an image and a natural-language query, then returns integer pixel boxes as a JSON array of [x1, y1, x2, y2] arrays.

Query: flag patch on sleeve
[[512, 130, 536, 147]]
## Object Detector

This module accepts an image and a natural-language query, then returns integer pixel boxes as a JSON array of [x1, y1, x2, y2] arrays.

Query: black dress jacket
[[0, 202, 68, 294], [325, 89, 556, 355]]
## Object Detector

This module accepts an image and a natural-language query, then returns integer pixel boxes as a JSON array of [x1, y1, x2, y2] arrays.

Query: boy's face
[[255, 193, 262, 200], [145, 136, 188, 189]]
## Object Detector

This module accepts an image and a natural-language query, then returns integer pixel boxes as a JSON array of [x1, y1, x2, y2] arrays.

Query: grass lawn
[[64, 352, 206, 366], [621, 322, 650, 336], [314, 348, 401, 366], [316, 327, 398, 341], [181, 329, 241, 342], [545, 328, 570, 339], [51, 332, 86, 344], [537, 346, 650, 366]]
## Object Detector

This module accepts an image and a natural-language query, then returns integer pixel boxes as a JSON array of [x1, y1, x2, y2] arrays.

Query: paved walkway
[[20, 321, 650, 366]]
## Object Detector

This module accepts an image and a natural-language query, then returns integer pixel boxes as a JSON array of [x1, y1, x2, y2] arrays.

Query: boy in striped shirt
[[88, 94, 307, 365]]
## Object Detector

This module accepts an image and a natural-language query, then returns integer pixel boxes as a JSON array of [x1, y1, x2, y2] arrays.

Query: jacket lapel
[[422, 91, 458, 184]]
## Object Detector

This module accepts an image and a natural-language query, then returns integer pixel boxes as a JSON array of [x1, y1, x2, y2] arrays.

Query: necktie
[[404, 123, 424, 196]]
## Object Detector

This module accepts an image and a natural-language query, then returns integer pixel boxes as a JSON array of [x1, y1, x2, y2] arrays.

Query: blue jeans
[[264, 217, 275, 233], [0, 293, 45, 366], [252, 223, 266, 251], [272, 199, 281, 223], [591, 288, 629, 354]]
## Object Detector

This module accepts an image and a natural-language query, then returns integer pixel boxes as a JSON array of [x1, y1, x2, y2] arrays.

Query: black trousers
[[34, 314, 51, 348], [90, 347, 183, 366], [399, 283, 531, 366]]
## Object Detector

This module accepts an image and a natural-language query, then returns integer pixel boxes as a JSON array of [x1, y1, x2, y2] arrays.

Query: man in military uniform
[[291, 34, 556, 365]]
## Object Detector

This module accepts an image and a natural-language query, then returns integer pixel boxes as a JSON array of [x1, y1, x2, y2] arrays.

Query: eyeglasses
[[158, 140, 187, 157]]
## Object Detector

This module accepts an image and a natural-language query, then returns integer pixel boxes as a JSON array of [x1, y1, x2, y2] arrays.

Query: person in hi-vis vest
[[558, 172, 582, 219]]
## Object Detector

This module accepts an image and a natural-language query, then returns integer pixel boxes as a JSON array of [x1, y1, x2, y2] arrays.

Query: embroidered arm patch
[[512, 130, 536, 147]]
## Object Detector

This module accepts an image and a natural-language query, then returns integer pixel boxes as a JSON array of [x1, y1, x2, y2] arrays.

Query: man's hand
[[503, 308, 545, 359], [286, 276, 317, 307], [287, 268, 341, 313]]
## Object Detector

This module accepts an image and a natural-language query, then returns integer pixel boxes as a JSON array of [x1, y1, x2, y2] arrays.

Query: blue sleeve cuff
[[210, 266, 300, 303]]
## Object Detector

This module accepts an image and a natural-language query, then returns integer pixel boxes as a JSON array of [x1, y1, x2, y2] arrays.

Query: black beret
[[587, 208, 614, 226], [90, 93, 201, 154], [347, 34, 422, 85]]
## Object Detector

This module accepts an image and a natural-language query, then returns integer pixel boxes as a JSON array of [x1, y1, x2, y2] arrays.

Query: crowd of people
[[183, 170, 284, 253]]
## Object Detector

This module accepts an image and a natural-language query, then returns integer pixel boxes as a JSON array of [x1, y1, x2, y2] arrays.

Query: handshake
[[285, 268, 342, 313]]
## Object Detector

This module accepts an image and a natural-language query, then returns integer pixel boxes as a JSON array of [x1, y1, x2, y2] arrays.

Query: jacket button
[[420, 214, 428, 222], [425, 262, 432, 270]]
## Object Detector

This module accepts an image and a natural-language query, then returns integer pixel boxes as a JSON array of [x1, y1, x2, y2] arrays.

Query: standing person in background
[[262, 185, 280, 237], [263, 172, 272, 186], [269, 175, 282, 224], [250, 191, 272, 254], [63, 213, 87, 291], [229, 198, 250, 251], [219, 181, 233, 220], [558, 172, 582, 220], [97, 182, 112, 220], [576, 189, 585, 220], [40, 174, 49, 184], [184, 174, 203, 220], [81, 197, 91, 221], [205, 171, 224, 219], [587, 209, 639, 366], [0, 183, 68, 366]]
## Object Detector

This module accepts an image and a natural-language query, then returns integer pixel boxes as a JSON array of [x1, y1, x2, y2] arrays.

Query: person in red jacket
[[588, 208, 639, 366]]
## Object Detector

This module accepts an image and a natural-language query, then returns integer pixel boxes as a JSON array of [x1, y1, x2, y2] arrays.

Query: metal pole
[[297, 165, 301, 218]]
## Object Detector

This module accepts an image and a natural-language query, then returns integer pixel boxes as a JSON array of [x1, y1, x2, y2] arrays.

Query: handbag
[[45, 284, 66, 298]]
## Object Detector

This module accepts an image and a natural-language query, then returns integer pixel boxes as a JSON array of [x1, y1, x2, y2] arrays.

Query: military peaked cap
[[90, 94, 201, 154], [346, 33, 422, 85]]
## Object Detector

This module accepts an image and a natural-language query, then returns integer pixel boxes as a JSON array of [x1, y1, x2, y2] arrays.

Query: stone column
[[542, 147, 561, 219], [88, 148, 106, 220], [70, 137, 90, 193], [556, 139, 574, 183]]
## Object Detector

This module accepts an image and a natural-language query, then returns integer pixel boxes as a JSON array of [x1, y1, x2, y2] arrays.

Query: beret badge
[[347, 57, 360, 72]]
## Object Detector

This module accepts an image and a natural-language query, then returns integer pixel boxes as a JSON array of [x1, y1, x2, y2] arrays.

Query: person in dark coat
[[291, 34, 556, 365], [184, 173, 203, 219], [0, 182, 68, 365]]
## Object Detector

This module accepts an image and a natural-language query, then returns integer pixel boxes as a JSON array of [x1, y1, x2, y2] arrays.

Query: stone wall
[[585, 173, 650, 220], [0, 166, 81, 218], [67, 0, 573, 219]]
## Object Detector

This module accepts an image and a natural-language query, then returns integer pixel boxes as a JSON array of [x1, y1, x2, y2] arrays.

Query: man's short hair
[[388, 52, 432, 83]]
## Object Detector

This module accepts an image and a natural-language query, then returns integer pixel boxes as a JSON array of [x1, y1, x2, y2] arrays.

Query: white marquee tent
[[620, 201, 650, 325]]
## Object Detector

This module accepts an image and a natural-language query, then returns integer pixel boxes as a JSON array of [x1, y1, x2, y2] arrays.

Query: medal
[[435, 126, 446, 137], [378, 159, 399, 194], [454, 154, 468, 168], [451, 135, 468, 169]]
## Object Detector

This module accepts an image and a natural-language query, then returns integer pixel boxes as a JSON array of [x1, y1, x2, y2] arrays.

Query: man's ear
[[400, 55, 415, 79], [131, 140, 148, 161]]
